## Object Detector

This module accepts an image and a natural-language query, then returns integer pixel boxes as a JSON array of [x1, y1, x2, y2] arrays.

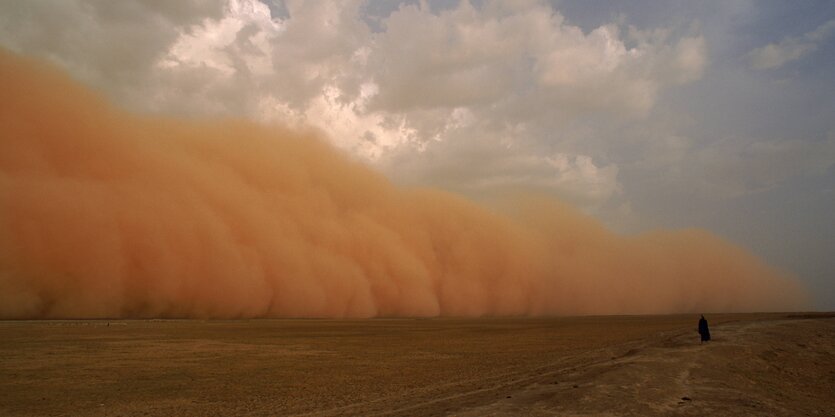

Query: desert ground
[[0, 313, 832, 416]]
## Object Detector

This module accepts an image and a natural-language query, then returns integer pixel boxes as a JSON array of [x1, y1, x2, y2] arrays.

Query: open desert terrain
[[1, 313, 833, 416]]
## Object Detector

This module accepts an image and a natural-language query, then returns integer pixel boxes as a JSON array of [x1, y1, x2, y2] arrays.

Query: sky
[[0, 0, 833, 310]]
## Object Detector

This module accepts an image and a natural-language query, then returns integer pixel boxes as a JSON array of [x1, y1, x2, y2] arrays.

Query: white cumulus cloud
[[0, 0, 708, 209]]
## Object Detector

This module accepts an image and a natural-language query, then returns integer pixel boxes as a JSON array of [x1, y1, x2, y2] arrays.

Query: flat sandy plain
[[1, 313, 833, 416]]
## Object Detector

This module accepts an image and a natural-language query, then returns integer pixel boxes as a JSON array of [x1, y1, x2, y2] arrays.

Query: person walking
[[698, 315, 711, 343]]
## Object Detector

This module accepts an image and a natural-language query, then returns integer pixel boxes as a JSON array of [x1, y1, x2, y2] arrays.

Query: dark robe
[[698, 316, 711, 342]]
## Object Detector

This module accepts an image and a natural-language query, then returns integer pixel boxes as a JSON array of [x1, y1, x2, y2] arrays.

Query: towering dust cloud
[[0, 49, 808, 318]]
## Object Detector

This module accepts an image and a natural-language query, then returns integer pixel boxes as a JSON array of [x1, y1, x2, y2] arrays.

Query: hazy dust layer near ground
[[0, 314, 832, 416]]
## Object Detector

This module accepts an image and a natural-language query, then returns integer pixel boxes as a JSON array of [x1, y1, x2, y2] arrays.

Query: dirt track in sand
[[0, 314, 832, 416]]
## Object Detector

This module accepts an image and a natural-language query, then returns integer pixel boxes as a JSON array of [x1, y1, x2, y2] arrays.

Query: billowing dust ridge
[[0, 49, 808, 318]]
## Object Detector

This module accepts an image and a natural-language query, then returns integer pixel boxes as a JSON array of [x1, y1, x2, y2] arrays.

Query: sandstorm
[[0, 49, 807, 318]]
